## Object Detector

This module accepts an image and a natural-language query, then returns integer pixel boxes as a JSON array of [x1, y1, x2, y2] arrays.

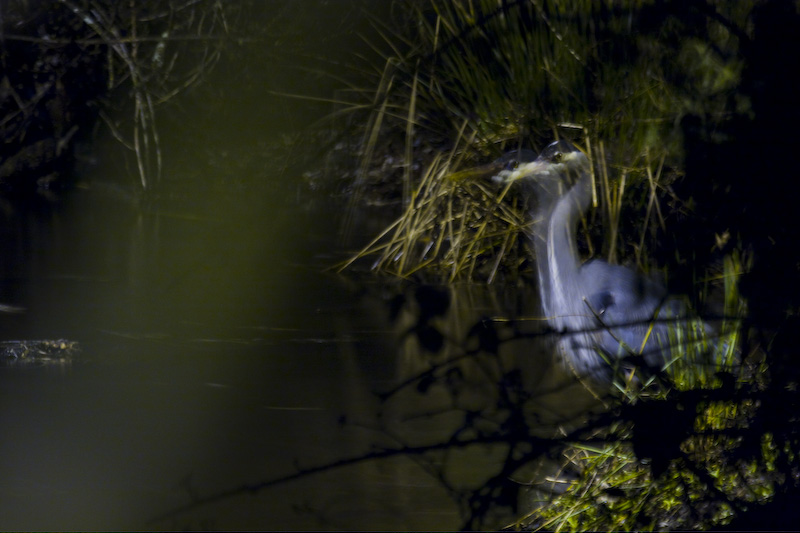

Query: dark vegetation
[[0, 0, 229, 194], [5, 0, 800, 530]]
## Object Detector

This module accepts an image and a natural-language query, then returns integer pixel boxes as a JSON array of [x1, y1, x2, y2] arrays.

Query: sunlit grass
[[663, 252, 747, 390], [339, 137, 528, 282], [509, 252, 768, 532]]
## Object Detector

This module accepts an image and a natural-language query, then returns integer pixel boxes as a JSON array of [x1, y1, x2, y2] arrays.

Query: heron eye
[[504, 159, 519, 171], [551, 152, 563, 163]]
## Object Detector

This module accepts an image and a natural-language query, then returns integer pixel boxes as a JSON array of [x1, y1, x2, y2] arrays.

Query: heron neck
[[532, 168, 592, 326]]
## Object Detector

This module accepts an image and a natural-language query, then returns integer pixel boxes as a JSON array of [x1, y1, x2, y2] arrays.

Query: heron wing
[[579, 259, 685, 365]]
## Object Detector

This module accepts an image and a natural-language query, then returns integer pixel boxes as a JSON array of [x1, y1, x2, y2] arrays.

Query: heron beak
[[491, 159, 548, 184], [446, 160, 506, 183]]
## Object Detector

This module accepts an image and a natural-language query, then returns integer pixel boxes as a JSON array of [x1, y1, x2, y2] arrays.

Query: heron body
[[497, 140, 686, 380]]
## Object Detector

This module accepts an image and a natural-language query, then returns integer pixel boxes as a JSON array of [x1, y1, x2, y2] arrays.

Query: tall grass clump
[[340, 128, 531, 282], [340, 0, 748, 284]]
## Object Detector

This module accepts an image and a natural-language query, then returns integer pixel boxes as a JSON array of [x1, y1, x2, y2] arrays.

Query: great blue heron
[[494, 140, 688, 381]]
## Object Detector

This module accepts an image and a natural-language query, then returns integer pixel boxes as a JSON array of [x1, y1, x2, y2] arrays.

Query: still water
[[0, 180, 587, 529], [0, 179, 461, 530]]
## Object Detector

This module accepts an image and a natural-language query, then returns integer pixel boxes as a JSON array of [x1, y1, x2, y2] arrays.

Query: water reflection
[[372, 282, 608, 525], [0, 174, 601, 530], [0, 180, 461, 529]]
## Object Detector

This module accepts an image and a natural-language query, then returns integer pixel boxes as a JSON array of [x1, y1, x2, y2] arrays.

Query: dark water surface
[[0, 180, 581, 529], [0, 4, 463, 530], [0, 3, 585, 530], [0, 182, 460, 530]]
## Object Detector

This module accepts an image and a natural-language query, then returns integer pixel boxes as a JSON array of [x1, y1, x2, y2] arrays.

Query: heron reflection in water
[[493, 140, 699, 382]]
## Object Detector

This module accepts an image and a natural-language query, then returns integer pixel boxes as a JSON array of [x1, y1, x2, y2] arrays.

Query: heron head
[[492, 140, 589, 185]]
